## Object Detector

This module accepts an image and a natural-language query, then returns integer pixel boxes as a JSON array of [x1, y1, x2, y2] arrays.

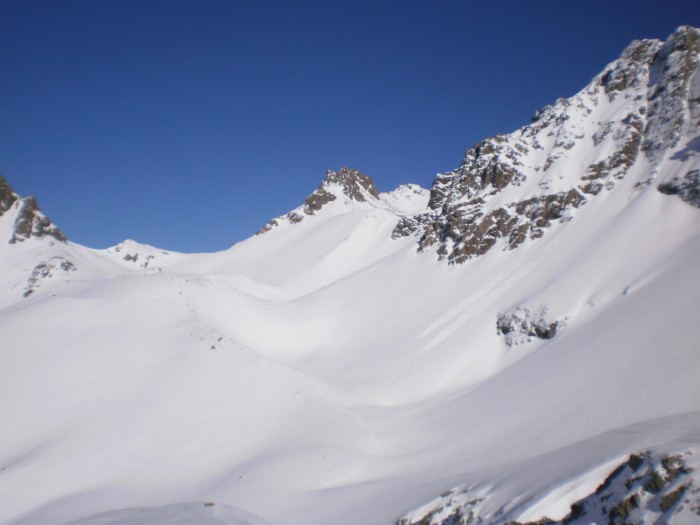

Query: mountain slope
[[0, 27, 699, 525], [394, 25, 700, 263]]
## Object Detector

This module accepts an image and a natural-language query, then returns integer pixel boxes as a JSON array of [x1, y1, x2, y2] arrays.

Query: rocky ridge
[[391, 26, 700, 264], [0, 175, 66, 244]]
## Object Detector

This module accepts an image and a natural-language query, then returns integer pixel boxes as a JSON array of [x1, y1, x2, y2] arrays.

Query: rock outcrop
[[24, 257, 76, 297], [396, 451, 699, 525], [496, 306, 563, 347], [0, 175, 66, 244]]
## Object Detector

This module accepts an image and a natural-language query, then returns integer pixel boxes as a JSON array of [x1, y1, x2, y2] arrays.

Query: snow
[[2, 169, 697, 524], [1, 28, 699, 525]]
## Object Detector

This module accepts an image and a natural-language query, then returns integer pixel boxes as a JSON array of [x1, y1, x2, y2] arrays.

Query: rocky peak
[[300, 167, 379, 216], [599, 38, 661, 95], [257, 167, 379, 234], [393, 27, 700, 264], [0, 175, 66, 244], [322, 167, 380, 201]]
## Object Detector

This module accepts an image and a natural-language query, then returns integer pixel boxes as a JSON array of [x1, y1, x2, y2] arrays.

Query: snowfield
[[1, 26, 700, 525]]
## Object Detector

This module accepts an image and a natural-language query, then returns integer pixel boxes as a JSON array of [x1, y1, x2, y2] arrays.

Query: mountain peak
[[0, 175, 66, 244], [392, 26, 700, 264], [257, 167, 380, 234], [299, 167, 379, 217], [320, 167, 380, 202]]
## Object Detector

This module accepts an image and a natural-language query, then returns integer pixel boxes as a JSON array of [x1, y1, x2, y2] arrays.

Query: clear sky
[[1, 1, 698, 252]]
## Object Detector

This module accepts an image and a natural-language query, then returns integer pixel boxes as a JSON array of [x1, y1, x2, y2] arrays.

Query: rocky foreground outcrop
[[397, 451, 699, 525]]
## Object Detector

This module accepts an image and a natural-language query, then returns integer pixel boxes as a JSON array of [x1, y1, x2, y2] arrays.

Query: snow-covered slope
[[1, 26, 699, 525]]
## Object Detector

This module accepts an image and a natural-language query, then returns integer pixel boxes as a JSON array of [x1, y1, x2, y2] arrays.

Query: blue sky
[[1, 1, 698, 252]]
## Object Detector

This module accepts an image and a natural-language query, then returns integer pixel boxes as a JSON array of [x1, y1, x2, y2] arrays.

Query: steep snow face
[[394, 26, 700, 263], [0, 27, 699, 525]]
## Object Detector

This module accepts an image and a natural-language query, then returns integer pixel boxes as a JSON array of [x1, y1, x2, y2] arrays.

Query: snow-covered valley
[[1, 26, 699, 525]]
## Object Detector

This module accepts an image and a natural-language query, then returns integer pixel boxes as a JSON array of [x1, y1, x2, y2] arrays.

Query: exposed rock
[[496, 306, 563, 346], [0, 175, 19, 213], [394, 188, 587, 264], [643, 26, 700, 161], [579, 113, 644, 195], [599, 38, 660, 96], [396, 451, 699, 525], [24, 257, 76, 297], [427, 138, 527, 211], [106, 241, 168, 272], [322, 166, 379, 201], [658, 169, 700, 208], [10, 196, 67, 244], [393, 26, 700, 264], [0, 175, 66, 244], [659, 484, 688, 512], [257, 167, 379, 233]]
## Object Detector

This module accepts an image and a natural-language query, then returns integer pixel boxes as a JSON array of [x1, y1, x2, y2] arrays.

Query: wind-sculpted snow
[[0, 26, 699, 525]]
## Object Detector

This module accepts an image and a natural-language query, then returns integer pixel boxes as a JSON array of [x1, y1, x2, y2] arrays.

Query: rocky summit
[[257, 167, 381, 234]]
